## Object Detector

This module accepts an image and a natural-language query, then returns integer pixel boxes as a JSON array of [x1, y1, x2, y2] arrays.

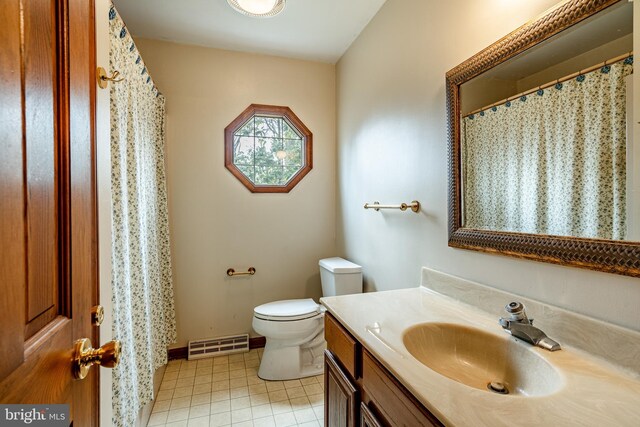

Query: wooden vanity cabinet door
[[325, 312, 360, 378], [325, 350, 359, 427], [360, 402, 385, 427], [362, 350, 443, 427]]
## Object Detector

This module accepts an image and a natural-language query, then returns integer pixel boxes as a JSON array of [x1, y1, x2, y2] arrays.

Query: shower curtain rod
[[464, 51, 633, 118]]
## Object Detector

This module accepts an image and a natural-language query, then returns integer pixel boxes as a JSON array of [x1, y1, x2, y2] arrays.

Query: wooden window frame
[[224, 104, 313, 193]]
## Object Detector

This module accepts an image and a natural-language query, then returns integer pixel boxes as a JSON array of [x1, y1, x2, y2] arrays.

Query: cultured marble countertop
[[321, 286, 640, 427]]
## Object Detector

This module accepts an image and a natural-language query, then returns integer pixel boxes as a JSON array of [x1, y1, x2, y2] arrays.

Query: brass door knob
[[72, 338, 121, 380]]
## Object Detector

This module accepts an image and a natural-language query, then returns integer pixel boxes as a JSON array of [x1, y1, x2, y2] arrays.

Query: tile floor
[[147, 349, 325, 427]]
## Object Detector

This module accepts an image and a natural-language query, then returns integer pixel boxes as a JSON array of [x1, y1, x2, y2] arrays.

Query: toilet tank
[[319, 257, 362, 297]]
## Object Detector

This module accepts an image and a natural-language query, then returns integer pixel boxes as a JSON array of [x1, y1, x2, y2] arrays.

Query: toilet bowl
[[252, 257, 362, 380], [253, 299, 325, 380]]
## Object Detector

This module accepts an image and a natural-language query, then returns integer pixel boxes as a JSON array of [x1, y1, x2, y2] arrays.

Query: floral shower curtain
[[109, 5, 176, 426], [462, 59, 632, 240]]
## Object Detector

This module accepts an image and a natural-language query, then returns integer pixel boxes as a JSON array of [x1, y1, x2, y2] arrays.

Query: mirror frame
[[446, 0, 640, 278]]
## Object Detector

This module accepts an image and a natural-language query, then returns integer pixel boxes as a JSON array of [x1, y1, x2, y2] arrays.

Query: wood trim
[[167, 347, 188, 361], [249, 336, 266, 349], [68, 0, 98, 424], [224, 104, 313, 193], [446, 0, 640, 278], [167, 337, 265, 361]]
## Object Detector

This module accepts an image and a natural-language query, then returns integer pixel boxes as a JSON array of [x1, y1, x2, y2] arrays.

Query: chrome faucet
[[499, 302, 561, 351]]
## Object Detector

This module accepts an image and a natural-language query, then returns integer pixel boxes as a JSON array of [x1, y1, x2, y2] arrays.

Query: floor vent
[[187, 334, 249, 360]]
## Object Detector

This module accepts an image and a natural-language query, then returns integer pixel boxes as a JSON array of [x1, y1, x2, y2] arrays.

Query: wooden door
[[325, 351, 359, 427], [0, 0, 99, 425]]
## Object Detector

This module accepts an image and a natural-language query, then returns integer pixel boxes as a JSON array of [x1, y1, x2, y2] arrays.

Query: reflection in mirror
[[458, 1, 635, 241]]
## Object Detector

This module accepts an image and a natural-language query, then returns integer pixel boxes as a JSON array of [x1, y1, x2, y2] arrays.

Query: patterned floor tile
[[146, 349, 325, 427]]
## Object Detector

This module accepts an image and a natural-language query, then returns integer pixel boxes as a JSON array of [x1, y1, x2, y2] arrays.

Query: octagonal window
[[225, 104, 312, 193]]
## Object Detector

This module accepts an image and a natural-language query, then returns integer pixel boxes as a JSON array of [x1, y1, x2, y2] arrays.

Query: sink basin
[[402, 322, 563, 396]]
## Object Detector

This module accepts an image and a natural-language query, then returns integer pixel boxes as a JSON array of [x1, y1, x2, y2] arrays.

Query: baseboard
[[167, 346, 188, 360], [167, 336, 266, 361], [249, 336, 266, 349]]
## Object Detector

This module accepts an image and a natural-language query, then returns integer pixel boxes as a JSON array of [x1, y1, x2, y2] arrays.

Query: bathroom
[[1, 0, 639, 426]]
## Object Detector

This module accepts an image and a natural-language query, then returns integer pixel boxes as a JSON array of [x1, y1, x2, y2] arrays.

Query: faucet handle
[[504, 301, 532, 324], [505, 301, 524, 314]]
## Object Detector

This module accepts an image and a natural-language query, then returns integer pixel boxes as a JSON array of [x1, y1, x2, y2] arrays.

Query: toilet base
[[258, 338, 325, 381]]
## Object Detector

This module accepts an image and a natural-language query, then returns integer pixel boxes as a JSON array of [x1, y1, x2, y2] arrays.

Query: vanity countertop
[[321, 286, 640, 427]]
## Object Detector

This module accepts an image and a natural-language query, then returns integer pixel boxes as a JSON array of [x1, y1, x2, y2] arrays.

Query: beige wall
[[336, 0, 640, 331], [461, 34, 632, 114], [460, 76, 517, 116], [96, 0, 113, 424], [516, 34, 633, 93], [134, 39, 336, 348]]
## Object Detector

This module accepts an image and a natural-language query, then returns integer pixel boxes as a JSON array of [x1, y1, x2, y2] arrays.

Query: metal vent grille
[[187, 334, 249, 360]]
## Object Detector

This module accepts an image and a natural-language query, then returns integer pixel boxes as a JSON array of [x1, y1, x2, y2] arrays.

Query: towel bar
[[364, 201, 420, 213], [227, 267, 256, 277]]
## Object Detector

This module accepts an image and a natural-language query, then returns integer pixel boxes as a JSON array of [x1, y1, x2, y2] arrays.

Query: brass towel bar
[[227, 267, 256, 277], [364, 201, 421, 213]]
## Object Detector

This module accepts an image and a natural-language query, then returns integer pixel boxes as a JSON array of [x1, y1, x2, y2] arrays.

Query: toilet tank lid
[[254, 298, 319, 318], [319, 257, 362, 273]]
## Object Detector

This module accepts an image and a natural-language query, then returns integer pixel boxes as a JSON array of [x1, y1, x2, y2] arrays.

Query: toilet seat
[[254, 298, 320, 322]]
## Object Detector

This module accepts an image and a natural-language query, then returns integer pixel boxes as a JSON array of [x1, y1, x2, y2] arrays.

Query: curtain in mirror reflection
[[462, 59, 632, 240]]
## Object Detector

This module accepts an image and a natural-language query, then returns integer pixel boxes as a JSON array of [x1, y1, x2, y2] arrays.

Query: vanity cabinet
[[361, 350, 442, 427], [324, 350, 358, 427], [359, 402, 384, 427], [324, 313, 444, 427], [324, 312, 360, 427]]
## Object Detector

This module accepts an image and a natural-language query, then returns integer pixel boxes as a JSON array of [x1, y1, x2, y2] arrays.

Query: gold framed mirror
[[446, 0, 640, 277]]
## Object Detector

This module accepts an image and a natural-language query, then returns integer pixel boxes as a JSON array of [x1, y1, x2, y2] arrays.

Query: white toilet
[[252, 257, 362, 380]]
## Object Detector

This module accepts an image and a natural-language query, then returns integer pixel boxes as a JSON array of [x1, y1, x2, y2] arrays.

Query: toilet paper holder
[[227, 267, 256, 277]]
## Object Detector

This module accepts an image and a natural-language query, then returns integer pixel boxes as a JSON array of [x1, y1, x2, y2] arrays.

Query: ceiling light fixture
[[227, 0, 286, 18]]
